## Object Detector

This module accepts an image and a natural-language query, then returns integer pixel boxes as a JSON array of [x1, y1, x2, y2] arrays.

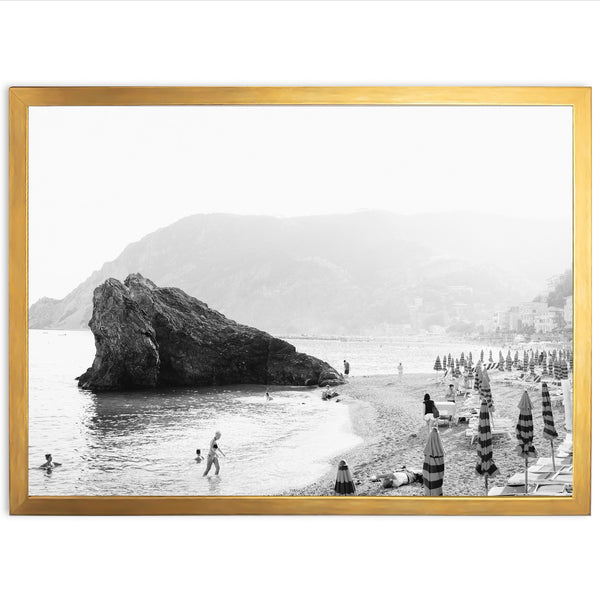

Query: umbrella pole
[[484, 474, 489, 495], [550, 439, 556, 472], [525, 456, 529, 495]]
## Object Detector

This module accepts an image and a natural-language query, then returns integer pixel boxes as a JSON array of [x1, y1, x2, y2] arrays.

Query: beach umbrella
[[514, 350, 519, 368], [516, 391, 538, 494], [506, 350, 512, 372], [529, 356, 536, 375], [569, 351, 573, 372], [434, 355, 442, 372], [548, 356, 554, 377], [454, 360, 461, 378], [423, 427, 444, 496], [541, 383, 559, 471], [334, 460, 356, 495], [443, 355, 447, 370], [523, 351, 529, 371], [475, 394, 499, 493], [535, 349, 540, 364], [542, 354, 548, 376], [474, 364, 481, 391], [467, 365, 474, 389], [480, 350, 484, 362], [498, 350, 505, 371], [469, 351, 473, 363], [460, 352, 465, 367], [479, 368, 494, 416]]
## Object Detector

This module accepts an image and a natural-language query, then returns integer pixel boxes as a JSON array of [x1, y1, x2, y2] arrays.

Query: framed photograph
[[9, 87, 591, 515]]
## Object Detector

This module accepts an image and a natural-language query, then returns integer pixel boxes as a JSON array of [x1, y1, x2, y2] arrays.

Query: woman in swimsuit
[[203, 431, 226, 476]]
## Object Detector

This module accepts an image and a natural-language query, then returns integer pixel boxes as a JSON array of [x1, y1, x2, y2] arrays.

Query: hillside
[[29, 211, 571, 335]]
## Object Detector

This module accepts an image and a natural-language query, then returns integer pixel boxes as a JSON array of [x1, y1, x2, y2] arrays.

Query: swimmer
[[195, 449, 204, 463], [265, 392, 273, 401], [203, 431, 226, 476], [39, 453, 61, 470]]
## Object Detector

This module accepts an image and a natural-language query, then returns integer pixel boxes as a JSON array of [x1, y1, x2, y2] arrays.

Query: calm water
[[28, 330, 555, 496], [28, 330, 361, 496]]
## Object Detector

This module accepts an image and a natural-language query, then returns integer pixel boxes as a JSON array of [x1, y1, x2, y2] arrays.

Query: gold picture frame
[[9, 86, 591, 515]]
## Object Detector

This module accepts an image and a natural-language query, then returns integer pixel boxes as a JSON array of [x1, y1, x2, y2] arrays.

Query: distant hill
[[29, 211, 571, 335]]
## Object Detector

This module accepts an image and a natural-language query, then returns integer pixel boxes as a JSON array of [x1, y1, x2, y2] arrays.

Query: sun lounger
[[488, 483, 570, 496]]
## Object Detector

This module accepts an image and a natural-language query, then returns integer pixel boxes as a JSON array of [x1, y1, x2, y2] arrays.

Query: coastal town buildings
[[491, 297, 571, 334]]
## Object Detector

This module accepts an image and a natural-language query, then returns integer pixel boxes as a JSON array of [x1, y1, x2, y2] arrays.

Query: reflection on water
[[28, 330, 361, 496]]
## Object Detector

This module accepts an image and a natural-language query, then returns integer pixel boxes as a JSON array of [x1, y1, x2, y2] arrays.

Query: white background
[[0, 2, 597, 600]]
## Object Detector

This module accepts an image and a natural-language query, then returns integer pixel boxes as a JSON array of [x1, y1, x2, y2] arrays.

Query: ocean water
[[28, 330, 361, 496], [28, 330, 558, 496]]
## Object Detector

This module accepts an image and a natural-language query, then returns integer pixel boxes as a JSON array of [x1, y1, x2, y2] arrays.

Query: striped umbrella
[[561, 359, 569, 380], [529, 355, 536, 375], [469, 351, 473, 363], [523, 351, 529, 371], [460, 352, 465, 367], [434, 355, 442, 372], [442, 355, 447, 370], [569, 351, 573, 372], [467, 364, 474, 389], [334, 460, 356, 495], [514, 350, 519, 368], [535, 348, 540, 364], [423, 427, 444, 496], [506, 350, 512, 372], [475, 394, 499, 493], [548, 356, 554, 377], [498, 350, 505, 371], [479, 368, 494, 416], [516, 390, 538, 494], [488, 350, 493, 363], [480, 350, 484, 362], [541, 382, 558, 471], [474, 363, 481, 392], [542, 354, 548, 376]]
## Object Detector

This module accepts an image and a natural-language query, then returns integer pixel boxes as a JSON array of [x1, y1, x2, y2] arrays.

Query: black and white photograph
[[28, 104, 574, 498]]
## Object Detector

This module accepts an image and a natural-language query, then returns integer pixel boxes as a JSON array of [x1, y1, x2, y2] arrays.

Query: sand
[[291, 371, 567, 496]]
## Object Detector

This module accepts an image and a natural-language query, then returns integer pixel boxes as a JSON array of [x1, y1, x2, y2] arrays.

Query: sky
[[29, 105, 573, 303]]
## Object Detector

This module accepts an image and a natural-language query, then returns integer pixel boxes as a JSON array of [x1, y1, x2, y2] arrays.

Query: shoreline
[[288, 371, 567, 496]]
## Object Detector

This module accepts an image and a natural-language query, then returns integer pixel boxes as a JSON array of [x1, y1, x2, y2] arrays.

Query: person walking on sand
[[343, 360, 350, 377], [203, 431, 226, 476]]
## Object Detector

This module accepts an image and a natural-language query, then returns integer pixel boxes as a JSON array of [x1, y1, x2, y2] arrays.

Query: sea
[[28, 329, 542, 496]]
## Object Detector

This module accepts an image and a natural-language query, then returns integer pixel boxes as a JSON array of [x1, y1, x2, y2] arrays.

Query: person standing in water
[[40, 453, 61, 469], [343, 360, 350, 376], [203, 431, 226, 476], [397, 362, 404, 378]]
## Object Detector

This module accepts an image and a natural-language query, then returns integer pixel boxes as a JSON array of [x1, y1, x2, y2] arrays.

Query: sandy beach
[[292, 371, 567, 496]]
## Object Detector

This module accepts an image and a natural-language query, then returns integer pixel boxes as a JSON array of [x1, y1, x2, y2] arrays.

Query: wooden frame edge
[[8, 86, 591, 515]]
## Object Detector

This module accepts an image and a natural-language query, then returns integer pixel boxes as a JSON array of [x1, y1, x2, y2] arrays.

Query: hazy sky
[[29, 105, 573, 303]]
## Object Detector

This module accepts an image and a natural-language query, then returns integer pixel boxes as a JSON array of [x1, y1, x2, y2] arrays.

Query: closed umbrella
[[561, 359, 569, 380], [516, 390, 538, 494], [542, 354, 548, 376], [423, 427, 444, 496], [479, 368, 494, 415], [488, 350, 493, 363], [480, 350, 484, 363], [541, 382, 558, 471], [523, 351, 529, 371], [443, 355, 447, 371], [474, 363, 481, 392], [569, 351, 573, 373], [529, 355, 535, 375], [498, 350, 505, 371], [548, 356, 554, 377], [460, 352, 465, 367], [506, 350, 512, 372], [334, 460, 356, 495], [434, 355, 442, 372], [514, 350, 519, 369], [475, 395, 499, 493]]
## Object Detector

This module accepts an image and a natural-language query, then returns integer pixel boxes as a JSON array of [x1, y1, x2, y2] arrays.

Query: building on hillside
[[518, 302, 548, 328]]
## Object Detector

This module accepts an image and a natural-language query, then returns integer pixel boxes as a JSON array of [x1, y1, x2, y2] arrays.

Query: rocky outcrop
[[77, 274, 344, 392]]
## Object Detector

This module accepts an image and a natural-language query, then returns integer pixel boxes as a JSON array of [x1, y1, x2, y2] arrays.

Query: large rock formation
[[77, 274, 344, 392]]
